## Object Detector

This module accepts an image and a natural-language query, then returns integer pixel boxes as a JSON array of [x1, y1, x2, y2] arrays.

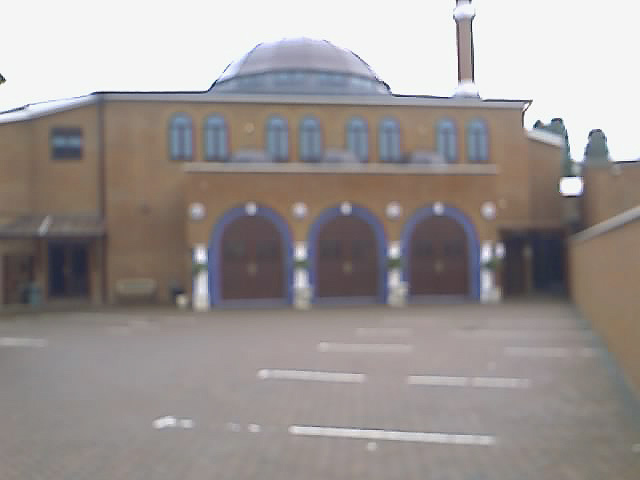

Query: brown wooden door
[[316, 215, 378, 298], [221, 216, 285, 300], [409, 216, 468, 295]]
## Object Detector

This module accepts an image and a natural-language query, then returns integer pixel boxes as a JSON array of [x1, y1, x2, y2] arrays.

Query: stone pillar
[[293, 241, 312, 310], [387, 241, 407, 307], [192, 244, 210, 311], [453, 0, 480, 97], [480, 241, 493, 303]]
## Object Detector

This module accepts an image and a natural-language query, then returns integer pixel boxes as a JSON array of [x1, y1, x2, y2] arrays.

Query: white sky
[[2, 0, 638, 161]]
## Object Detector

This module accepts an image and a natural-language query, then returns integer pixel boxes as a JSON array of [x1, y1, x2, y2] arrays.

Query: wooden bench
[[115, 278, 157, 302]]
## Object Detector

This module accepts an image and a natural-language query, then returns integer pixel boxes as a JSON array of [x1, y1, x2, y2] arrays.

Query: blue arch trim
[[208, 205, 294, 306], [307, 204, 388, 303], [401, 204, 480, 301]]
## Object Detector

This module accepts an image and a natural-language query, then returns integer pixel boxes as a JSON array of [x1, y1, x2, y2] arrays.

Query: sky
[[2, 0, 638, 161]]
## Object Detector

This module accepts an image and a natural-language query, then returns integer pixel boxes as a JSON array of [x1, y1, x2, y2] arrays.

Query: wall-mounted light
[[292, 202, 308, 219], [386, 202, 402, 219], [188, 202, 206, 221], [340, 202, 352, 215], [481, 201, 497, 220], [433, 202, 445, 216], [245, 202, 258, 216]]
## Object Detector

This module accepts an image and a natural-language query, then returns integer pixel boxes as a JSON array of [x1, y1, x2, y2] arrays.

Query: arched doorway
[[209, 206, 292, 305], [220, 216, 284, 300], [402, 205, 480, 300], [309, 206, 386, 302], [409, 215, 468, 295]]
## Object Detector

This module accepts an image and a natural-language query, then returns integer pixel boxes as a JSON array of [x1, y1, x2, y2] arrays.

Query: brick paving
[[0, 301, 639, 479]]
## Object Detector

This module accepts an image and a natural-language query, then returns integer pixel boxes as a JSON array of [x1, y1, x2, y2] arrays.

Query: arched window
[[436, 119, 457, 163], [346, 117, 368, 162], [204, 115, 228, 162], [169, 114, 193, 161], [299, 116, 323, 162], [266, 116, 288, 162], [467, 119, 489, 163], [379, 117, 401, 163]]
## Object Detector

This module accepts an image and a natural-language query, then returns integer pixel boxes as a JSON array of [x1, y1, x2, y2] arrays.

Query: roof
[[216, 38, 382, 83], [210, 38, 390, 95], [527, 129, 564, 147], [0, 214, 105, 238], [0, 95, 96, 124]]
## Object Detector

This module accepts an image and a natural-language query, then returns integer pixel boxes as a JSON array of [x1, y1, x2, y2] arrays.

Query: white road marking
[[366, 441, 378, 452], [408, 375, 469, 387], [0, 337, 47, 347], [452, 329, 593, 339], [504, 346, 570, 358], [289, 425, 495, 446], [226, 422, 242, 432], [408, 375, 531, 389], [248, 424, 261, 433], [317, 342, 413, 353], [152, 416, 194, 429], [152, 416, 177, 429], [356, 327, 411, 337], [257, 369, 366, 383]]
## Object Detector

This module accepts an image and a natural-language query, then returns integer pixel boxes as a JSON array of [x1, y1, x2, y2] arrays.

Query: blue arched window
[[169, 114, 193, 161], [299, 116, 323, 162], [346, 117, 368, 162], [266, 116, 289, 162], [204, 115, 228, 161], [467, 118, 489, 163], [379, 117, 401, 163], [436, 119, 457, 163]]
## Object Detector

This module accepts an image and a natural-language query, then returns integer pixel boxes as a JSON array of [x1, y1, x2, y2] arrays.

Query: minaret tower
[[453, 0, 480, 97]]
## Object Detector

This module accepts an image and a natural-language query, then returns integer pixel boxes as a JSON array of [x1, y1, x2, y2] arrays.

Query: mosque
[[0, 0, 569, 308]]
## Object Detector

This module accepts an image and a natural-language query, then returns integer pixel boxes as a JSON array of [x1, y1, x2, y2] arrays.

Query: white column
[[293, 241, 312, 310], [192, 244, 210, 311], [387, 241, 407, 307]]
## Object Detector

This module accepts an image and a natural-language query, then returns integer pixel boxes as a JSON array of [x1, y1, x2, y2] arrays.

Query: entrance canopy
[[0, 214, 105, 238]]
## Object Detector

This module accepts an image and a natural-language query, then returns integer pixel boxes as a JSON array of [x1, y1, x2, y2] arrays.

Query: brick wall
[[570, 206, 640, 394]]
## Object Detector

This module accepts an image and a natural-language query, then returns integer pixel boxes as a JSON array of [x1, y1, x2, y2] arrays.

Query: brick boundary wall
[[570, 205, 640, 395]]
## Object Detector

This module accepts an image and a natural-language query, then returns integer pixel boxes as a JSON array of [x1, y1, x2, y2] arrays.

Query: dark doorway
[[3, 255, 34, 304], [220, 215, 285, 301], [48, 243, 89, 298], [409, 215, 469, 296], [531, 231, 567, 295], [315, 215, 379, 299]]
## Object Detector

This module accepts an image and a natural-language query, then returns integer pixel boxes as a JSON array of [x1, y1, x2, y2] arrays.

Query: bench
[[115, 278, 157, 302]]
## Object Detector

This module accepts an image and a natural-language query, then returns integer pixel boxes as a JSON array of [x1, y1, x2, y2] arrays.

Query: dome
[[210, 38, 390, 95]]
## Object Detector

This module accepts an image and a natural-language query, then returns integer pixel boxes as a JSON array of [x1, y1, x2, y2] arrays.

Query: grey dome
[[210, 38, 390, 95]]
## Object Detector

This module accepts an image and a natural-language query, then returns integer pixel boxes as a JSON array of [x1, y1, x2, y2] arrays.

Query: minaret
[[453, 0, 480, 97]]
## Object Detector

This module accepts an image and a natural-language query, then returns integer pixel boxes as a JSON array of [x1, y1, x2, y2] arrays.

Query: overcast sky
[[2, 0, 638, 161]]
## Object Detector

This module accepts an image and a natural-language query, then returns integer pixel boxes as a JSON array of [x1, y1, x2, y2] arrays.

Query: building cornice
[[183, 162, 499, 176], [571, 204, 640, 244], [102, 92, 529, 110]]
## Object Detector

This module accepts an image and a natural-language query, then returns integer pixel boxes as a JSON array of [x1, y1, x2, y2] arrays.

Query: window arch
[[378, 117, 401, 163], [436, 119, 457, 163], [204, 115, 228, 161], [169, 114, 193, 161], [299, 116, 323, 162], [266, 116, 289, 162], [467, 118, 489, 163], [346, 117, 368, 162]]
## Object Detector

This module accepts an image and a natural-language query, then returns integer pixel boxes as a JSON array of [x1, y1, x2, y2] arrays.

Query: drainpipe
[[97, 93, 108, 304]]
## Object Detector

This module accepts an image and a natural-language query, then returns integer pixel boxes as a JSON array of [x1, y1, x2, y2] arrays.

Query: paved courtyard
[[1, 301, 639, 480]]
